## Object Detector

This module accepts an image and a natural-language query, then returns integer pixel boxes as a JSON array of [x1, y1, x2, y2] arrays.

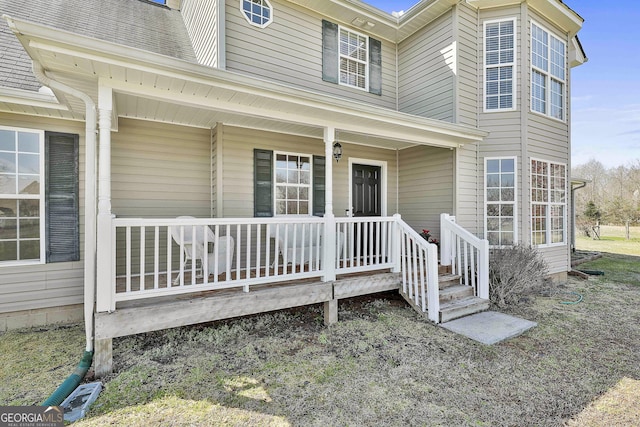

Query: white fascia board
[[467, 0, 582, 35], [0, 86, 67, 110], [5, 15, 487, 146], [569, 36, 587, 67]]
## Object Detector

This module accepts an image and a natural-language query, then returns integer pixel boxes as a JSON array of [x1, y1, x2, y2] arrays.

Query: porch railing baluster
[[109, 216, 403, 305]]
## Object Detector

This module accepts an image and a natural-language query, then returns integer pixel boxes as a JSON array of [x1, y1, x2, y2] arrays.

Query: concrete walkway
[[441, 311, 537, 345]]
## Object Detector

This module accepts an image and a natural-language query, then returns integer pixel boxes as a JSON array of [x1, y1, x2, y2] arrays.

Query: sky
[[365, 0, 640, 169]]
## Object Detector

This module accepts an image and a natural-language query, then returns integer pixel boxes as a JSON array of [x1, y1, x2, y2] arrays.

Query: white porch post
[[478, 239, 490, 300], [440, 213, 452, 267], [322, 126, 336, 283], [95, 85, 115, 313], [392, 214, 401, 273]]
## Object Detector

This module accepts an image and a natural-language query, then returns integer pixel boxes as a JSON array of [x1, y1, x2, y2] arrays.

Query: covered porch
[[6, 16, 490, 377]]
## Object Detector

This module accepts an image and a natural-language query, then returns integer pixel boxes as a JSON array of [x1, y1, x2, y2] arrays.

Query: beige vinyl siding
[[398, 10, 455, 121], [398, 145, 454, 240], [111, 118, 212, 218], [537, 246, 569, 275], [454, 143, 481, 234], [455, 2, 479, 127], [527, 113, 569, 161], [181, 0, 220, 67], [0, 113, 85, 314], [110, 118, 211, 275], [224, 0, 397, 110]]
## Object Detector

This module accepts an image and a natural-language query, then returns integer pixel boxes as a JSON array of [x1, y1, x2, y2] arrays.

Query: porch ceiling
[[4, 16, 487, 150]]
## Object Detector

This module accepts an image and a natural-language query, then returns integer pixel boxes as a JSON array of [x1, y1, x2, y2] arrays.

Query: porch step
[[438, 273, 461, 290], [439, 296, 490, 323], [438, 264, 452, 275], [438, 284, 474, 303]]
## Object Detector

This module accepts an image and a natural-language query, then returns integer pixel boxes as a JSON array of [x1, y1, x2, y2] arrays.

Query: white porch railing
[[103, 215, 405, 311], [100, 214, 485, 319], [440, 213, 489, 300], [335, 216, 397, 275], [395, 219, 440, 322]]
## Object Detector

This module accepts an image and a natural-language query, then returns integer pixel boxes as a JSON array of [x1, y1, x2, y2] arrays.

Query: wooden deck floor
[[100, 268, 400, 339]]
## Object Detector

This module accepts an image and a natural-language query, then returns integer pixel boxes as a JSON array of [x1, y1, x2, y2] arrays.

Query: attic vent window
[[241, 0, 273, 28]]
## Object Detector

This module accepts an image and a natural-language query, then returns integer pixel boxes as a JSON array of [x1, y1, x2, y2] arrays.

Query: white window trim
[[530, 21, 567, 122], [483, 17, 517, 113], [347, 157, 387, 217], [239, 0, 273, 29], [484, 156, 518, 247], [338, 25, 370, 92], [530, 157, 567, 248], [273, 150, 313, 217], [0, 125, 45, 266]]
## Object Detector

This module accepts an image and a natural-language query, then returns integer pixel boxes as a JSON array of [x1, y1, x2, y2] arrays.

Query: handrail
[[395, 218, 440, 322], [440, 213, 489, 300]]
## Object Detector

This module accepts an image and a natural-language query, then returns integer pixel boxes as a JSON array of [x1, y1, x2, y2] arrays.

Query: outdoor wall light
[[333, 142, 342, 163]]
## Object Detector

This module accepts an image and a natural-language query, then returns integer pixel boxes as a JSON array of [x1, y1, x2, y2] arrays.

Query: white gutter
[[31, 60, 97, 353]]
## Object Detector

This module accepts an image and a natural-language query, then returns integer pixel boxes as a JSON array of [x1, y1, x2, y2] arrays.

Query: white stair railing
[[395, 218, 440, 323], [440, 213, 489, 300]]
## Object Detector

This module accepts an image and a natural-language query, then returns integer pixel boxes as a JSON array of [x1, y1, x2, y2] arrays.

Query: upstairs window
[[531, 22, 566, 120], [240, 0, 273, 28], [484, 18, 516, 111], [322, 20, 382, 96], [339, 27, 368, 90]]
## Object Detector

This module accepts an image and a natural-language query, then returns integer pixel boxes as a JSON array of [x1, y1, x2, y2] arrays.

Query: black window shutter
[[369, 37, 382, 95], [45, 132, 79, 263], [312, 155, 325, 217], [254, 149, 273, 217], [322, 20, 339, 84]]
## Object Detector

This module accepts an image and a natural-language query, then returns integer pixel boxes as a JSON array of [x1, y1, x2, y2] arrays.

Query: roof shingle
[[0, 0, 197, 91]]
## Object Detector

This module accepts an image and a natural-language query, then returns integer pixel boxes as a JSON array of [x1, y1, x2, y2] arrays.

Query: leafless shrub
[[489, 245, 549, 307]]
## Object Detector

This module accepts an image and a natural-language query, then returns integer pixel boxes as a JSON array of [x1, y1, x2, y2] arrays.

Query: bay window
[[531, 159, 566, 246], [531, 22, 566, 120]]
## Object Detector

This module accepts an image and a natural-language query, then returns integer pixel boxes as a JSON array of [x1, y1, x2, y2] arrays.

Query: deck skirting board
[[96, 282, 333, 339], [95, 272, 401, 340], [333, 272, 401, 299]]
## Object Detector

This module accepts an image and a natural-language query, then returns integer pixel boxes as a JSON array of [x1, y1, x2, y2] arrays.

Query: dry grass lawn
[[1, 253, 639, 426]]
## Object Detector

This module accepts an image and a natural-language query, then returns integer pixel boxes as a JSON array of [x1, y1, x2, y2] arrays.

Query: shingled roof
[[0, 0, 197, 91]]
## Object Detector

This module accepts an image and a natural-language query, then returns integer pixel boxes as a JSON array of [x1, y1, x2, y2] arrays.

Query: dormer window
[[241, 0, 273, 28]]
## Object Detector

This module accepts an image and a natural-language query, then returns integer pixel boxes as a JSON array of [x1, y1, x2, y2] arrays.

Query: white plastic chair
[[170, 216, 234, 284]]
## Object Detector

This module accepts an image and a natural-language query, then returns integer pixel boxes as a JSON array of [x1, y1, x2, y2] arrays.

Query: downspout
[[32, 61, 97, 404], [571, 180, 588, 253]]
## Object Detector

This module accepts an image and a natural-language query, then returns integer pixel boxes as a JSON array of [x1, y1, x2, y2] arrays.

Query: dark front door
[[352, 164, 381, 217], [351, 164, 382, 265]]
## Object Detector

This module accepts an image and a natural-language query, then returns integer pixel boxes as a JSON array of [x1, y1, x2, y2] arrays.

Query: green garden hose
[[560, 291, 583, 305], [41, 350, 93, 406]]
